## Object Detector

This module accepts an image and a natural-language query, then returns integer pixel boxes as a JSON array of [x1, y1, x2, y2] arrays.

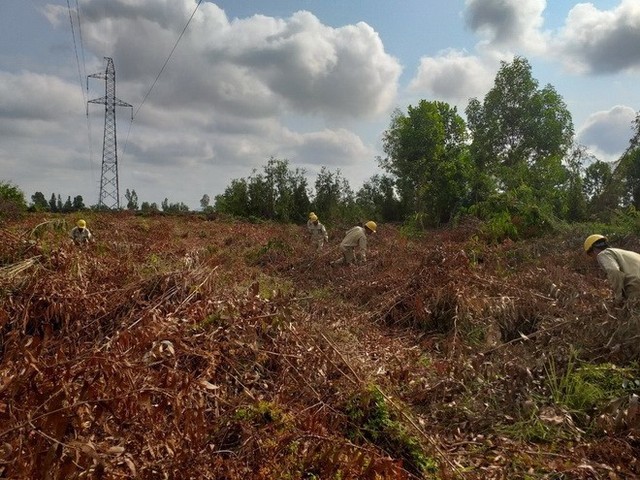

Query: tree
[[356, 174, 402, 222], [125, 189, 139, 211], [564, 145, 588, 221], [0, 180, 27, 220], [379, 100, 472, 225], [215, 158, 310, 222], [161, 198, 189, 214], [466, 56, 574, 211], [57, 194, 63, 212], [631, 111, 640, 149], [244, 158, 309, 222], [261, 158, 309, 222], [314, 167, 355, 223], [141, 201, 159, 213], [246, 173, 271, 218], [31, 192, 48, 211], [62, 196, 73, 212], [200, 194, 210, 210], [215, 179, 250, 217], [292, 180, 311, 223], [49, 193, 58, 212], [73, 195, 85, 210], [622, 148, 640, 209], [584, 160, 613, 201]]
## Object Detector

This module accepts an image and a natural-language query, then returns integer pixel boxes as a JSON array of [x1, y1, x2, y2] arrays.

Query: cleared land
[[1, 212, 638, 479]]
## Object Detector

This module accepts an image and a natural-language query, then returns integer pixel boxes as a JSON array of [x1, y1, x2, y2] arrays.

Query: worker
[[306, 212, 316, 233], [332, 221, 377, 266], [70, 219, 93, 246], [307, 213, 328, 250], [584, 234, 640, 307]]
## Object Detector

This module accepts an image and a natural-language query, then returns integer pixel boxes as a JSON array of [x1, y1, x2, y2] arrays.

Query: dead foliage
[[0, 213, 639, 479]]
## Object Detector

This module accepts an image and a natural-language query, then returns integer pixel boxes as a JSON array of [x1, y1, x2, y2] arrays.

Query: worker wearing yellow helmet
[[70, 218, 93, 246], [332, 220, 377, 266], [306, 212, 317, 233], [584, 234, 640, 307], [307, 213, 329, 250]]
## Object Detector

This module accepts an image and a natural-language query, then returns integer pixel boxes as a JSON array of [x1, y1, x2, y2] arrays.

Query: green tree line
[[214, 57, 640, 240], [2, 56, 639, 239]]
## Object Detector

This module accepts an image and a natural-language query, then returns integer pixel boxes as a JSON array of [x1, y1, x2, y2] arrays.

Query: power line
[[66, 0, 96, 191], [67, 0, 86, 105], [86, 0, 204, 191], [74, 0, 88, 81], [121, 0, 204, 167], [133, 0, 204, 119]]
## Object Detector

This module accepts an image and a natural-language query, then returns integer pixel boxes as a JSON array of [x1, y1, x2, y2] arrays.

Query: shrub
[[467, 187, 557, 243], [0, 180, 27, 222]]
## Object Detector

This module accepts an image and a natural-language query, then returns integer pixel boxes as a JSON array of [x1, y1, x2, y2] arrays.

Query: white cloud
[[286, 128, 374, 168], [77, 2, 401, 119], [577, 105, 636, 159], [555, 0, 640, 74], [1, 0, 402, 207], [408, 50, 497, 108]]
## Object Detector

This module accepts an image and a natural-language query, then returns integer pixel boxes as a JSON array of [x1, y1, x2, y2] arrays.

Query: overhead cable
[[133, 0, 204, 119]]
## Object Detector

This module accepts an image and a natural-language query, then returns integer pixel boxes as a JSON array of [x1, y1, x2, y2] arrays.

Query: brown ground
[[0, 212, 638, 479]]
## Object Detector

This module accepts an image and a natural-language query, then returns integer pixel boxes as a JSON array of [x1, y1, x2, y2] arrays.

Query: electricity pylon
[[87, 57, 132, 209]]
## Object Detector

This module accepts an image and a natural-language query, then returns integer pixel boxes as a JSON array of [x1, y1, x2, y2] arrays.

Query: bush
[[0, 181, 27, 222], [467, 187, 557, 243]]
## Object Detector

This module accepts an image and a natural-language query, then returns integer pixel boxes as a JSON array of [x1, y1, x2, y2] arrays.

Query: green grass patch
[[345, 385, 438, 477]]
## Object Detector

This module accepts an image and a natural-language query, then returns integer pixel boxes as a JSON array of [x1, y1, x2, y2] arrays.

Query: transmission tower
[[87, 57, 132, 209]]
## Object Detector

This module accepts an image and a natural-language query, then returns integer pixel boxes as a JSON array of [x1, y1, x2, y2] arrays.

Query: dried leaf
[[124, 456, 137, 476], [199, 380, 220, 390]]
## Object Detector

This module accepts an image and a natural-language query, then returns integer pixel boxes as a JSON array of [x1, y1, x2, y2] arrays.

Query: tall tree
[[200, 194, 210, 210], [564, 145, 588, 221], [618, 147, 640, 209], [314, 167, 353, 222], [356, 174, 402, 222], [631, 111, 640, 149], [73, 195, 85, 210], [62, 196, 73, 212], [31, 191, 48, 211], [215, 179, 250, 217], [216, 158, 309, 222], [584, 160, 613, 201], [466, 56, 574, 211], [125, 189, 139, 211], [379, 100, 471, 225], [49, 193, 58, 212], [261, 158, 309, 222]]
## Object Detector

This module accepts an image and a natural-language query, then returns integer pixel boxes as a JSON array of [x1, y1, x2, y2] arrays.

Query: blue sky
[[1, 0, 639, 209]]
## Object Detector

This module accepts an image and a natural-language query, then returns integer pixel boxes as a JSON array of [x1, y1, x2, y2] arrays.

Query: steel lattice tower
[[87, 57, 132, 209]]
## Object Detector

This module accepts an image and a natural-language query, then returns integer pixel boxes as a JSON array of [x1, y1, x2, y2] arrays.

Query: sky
[[1, 0, 639, 210]]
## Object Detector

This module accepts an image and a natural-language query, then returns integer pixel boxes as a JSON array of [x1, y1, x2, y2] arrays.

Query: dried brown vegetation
[[1, 212, 639, 479]]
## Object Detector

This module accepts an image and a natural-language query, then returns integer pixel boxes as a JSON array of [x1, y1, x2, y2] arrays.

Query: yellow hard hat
[[309, 214, 318, 222], [308, 212, 316, 219], [365, 220, 377, 233], [584, 234, 606, 253], [77, 219, 87, 228]]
